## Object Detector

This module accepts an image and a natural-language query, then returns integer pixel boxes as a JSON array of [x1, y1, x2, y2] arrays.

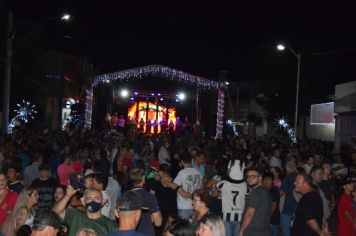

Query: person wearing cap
[[31, 210, 61, 236], [291, 173, 329, 236], [129, 168, 162, 236], [52, 185, 115, 236], [30, 164, 58, 211], [337, 177, 356, 236], [106, 190, 146, 236]]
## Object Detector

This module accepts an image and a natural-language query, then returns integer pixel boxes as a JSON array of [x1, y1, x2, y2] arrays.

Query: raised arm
[[52, 185, 78, 220]]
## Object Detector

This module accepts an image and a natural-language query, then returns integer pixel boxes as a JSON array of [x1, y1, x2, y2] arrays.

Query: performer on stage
[[105, 112, 112, 130], [139, 118, 145, 133]]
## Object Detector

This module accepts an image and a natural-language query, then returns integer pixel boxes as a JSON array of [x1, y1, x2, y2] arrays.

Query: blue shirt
[[281, 172, 297, 215], [131, 187, 160, 236], [192, 160, 205, 178]]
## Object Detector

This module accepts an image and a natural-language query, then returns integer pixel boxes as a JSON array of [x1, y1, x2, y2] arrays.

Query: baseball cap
[[33, 210, 62, 230], [339, 177, 356, 186], [117, 190, 147, 211]]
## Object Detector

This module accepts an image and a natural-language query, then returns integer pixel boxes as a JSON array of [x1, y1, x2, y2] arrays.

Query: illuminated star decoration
[[14, 100, 37, 123], [275, 116, 296, 143], [8, 100, 37, 133]]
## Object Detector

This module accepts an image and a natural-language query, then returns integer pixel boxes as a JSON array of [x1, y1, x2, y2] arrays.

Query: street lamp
[[2, 13, 71, 133], [61, 14, 71, 21], [277, 43, 301, 140]]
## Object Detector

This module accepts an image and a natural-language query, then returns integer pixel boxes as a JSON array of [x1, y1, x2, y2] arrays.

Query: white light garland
[[84, 86, 93, 129], [275, 116, 296, 143], [216, 88, 225, 139], [93, 65, 221, 89]]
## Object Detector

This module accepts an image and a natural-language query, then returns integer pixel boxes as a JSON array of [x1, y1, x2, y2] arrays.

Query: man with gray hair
[[31, 210, 62, 236], [53, 186, 115, 236]]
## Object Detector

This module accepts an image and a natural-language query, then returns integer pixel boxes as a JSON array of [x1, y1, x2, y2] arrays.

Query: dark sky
[[6, 1, 356, 99]]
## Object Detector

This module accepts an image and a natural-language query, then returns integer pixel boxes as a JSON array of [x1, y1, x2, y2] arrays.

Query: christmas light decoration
[[93, 65, 220, 89], [14, 100, 37, 123], [275, 116, 296, 143], [8, 100, 37, 133], [84, 65, 226, 138], [84, 86, 93, 129], [216, 88, 225, 139]]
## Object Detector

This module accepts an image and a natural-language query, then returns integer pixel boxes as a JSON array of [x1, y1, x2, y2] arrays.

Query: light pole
[[2, 13, 71, 134], [277, 43, 301, 140]]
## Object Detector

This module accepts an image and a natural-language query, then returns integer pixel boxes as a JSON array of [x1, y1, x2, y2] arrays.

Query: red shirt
[[338, 193, 356, 236], [0, 191, 18, 225], [57, 164, 75, 186], [72, 161, 83, 175]]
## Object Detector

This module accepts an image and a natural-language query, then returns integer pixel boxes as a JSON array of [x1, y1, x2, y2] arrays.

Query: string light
[[84, 87, 93, 129], [275, 116, 296, 143], [93, 65, 221, 89], [216, 88, 225, 139]]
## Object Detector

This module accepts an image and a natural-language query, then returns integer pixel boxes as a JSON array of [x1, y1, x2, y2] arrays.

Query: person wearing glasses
[[239, 168, 272, 236]]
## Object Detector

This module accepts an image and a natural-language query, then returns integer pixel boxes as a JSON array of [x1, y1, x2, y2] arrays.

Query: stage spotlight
[[134, 92, 138, 95], [160, 98, 164, 101], [178, 92, 186, 100], [157, 93, 161, 96], [121, 89, 129, 98]]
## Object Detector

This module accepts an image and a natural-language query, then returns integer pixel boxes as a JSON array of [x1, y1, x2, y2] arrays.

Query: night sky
[[5, 1, 356, 106]]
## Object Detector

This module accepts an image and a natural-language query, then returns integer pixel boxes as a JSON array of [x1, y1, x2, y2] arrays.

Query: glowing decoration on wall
[[8, 100, 37, 133], [127, 101, 176, 134], [275, 116, 296, 143]]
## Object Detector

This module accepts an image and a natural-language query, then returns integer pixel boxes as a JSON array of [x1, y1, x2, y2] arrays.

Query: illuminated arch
[[84, 65, 226, 138]]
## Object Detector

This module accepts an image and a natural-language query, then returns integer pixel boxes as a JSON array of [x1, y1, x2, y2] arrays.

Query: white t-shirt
[[174, 167, 202, 210], [101, 190, 112, 218], [158, 146, 170, 165], [106, 177, 121, 220], [216, 180, 247, 222]]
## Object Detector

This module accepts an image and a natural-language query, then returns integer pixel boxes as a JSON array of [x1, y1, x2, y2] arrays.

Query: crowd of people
[[0, 120, 354, 236]]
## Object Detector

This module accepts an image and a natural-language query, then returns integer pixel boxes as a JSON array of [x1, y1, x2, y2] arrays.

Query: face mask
[[85, 201, 103, 213]]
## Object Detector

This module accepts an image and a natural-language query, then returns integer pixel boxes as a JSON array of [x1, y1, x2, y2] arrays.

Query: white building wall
[[305, 117, 335, 141]]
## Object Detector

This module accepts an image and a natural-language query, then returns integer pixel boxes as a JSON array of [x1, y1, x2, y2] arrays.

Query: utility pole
[[2, 12, 13, 134]]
